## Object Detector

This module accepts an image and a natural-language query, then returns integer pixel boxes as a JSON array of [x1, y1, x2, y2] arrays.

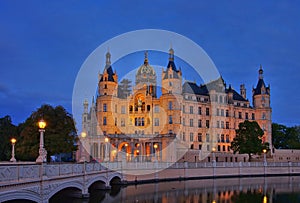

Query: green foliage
[[230, 120, 269, 161], [272, 123, 300, 149], [16, 104, 78, 161], [0, 116, 18, 161]]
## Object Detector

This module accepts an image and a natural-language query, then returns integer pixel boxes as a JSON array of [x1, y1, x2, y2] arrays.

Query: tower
[[161, 48, 182, 95], [97, 51, 119, 135], [252, 65, 272, 148]]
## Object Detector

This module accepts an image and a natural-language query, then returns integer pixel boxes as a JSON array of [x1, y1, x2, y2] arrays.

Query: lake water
[[51, 176, 300, 203]]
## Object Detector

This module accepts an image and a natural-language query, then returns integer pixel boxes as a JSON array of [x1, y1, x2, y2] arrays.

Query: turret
[[161, 48, 182, 95], [98, 50, 118, 96]]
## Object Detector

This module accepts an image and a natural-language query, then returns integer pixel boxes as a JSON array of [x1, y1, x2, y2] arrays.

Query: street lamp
[[36, 119, 47, 163], [104, 137, 109, 162], [212, 147, 216, 162], [10, 138, 16, 162], [263, 149, 267, 165], [154, 143, 158, 161], [79, 132, 87, 162]]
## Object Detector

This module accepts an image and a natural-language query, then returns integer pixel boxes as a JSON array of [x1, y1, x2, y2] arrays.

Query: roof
[[182, 77, 247, 102], [253, 78, 270, 96], [100, 65, 115, 82]]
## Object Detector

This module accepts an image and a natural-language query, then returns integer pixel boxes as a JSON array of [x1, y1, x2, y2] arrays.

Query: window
[[154, 105, 159, 113], [103, 103, 107, 112], [115, 117, 117, 126], [221, 134, 224, 143], [147, 105, 151, 112], [217, 121, 220, 128], [104, 84, 107, 89], [190, 106, 193, 114], [206, 108, 210, 116], [262, 113, 266, 120], [198, 119, 202, 128], [238, 112, 242, 119], [219, 95, 223, 103], [199, 145, 202, 150], [198, 133, 202, 142], [190, 119, 194, 127], [103, 117, 107, 125], [135, 118, 138, 126], [182, 133, 186, 141], [252, 113, 255, 120], [226, 110, 229, 117], [206, 120, 210, 128], [217, 134, 220, 142], [207, 145, 210, 151], [121, 118, 125, 127], [154, 118, 159, 126], [226, 122, 229, 129], [245, 112, 249, 120], [183, 118, 185, 126], [129, 105, 133, 112], [221, 109, 224, 116], [121, 106, 125, 114], [183, 105, 185, 113], [226, 135, 230, 143], [217, 108, 220, 116], [223, 146, 226, 152], [198, 107, 202, 115], [168, 101, 172, 110], [169, 115, 173, 124], [206, 133, 210, 142], [221, 121, 224, 128], [218, 145, 221, 151], [190, 133, 194, 142]]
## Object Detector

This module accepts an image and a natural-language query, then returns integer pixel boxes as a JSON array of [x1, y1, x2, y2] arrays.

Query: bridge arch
[[0, 190, 40, 203], [47, 180, 83, 200], [86, 175, 108, 189]]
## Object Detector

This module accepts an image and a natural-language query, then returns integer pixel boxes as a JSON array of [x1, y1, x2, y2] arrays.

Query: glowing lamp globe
[[38, 119, 46, 129]]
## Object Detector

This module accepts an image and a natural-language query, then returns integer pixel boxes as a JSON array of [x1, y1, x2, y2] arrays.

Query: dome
[[136, 63, 156, 76]]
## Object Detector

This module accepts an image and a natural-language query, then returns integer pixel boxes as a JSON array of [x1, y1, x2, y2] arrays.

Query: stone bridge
[[0, 162, 124, 203]]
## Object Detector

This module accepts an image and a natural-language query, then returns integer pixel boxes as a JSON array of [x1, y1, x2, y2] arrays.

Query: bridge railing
[[1, 161, 300, 185]]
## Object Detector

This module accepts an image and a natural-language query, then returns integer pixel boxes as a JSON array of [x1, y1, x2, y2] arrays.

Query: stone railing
[[1, 161, 300, 185]]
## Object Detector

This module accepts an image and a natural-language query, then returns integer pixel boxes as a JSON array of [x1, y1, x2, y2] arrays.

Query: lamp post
[[10, 138, 16, 162], [79, 132, 87, 162], [104, 137, 109, 162], [212, 147, 216, 163], [36, 119, 47, 163], [154, 143, 158, 161], [263, 149, 267, 166]]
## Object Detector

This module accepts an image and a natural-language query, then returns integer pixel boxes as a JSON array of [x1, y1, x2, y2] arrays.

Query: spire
[[144, 51, 148, 65], [169, 47, 174, 62], [259, 64, 263, 80], [106, 48, 111, 66]]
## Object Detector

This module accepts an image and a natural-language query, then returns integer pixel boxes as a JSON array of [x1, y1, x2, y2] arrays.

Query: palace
[[77, 48, 272, 163]]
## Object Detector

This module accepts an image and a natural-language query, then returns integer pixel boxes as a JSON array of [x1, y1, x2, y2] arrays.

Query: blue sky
[[0, 1, 299, 127]]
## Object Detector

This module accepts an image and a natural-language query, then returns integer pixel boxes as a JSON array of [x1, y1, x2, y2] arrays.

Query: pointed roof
[[100, 51, 116, 82], [163, 48, 180, 79], [253, 65, 270, 96]]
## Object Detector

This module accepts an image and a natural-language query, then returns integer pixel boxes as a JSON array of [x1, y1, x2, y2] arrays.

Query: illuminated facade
[[78, 48, 272, 162]]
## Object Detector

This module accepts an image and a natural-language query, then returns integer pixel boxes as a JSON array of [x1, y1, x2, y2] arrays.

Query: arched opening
[[4, 200, 36, 203], [49, 187, 82, 203], [109, 176, 122, 197]]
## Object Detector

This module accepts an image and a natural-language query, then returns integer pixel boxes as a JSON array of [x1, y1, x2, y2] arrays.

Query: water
[[51, 176, 300, 203]]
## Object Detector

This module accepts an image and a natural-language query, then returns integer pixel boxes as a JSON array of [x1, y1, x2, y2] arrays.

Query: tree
[[16, 104, 78, 161], [230, 120, 269, 161], [0, 116, 18, 161], [272, 123, 300, 149]]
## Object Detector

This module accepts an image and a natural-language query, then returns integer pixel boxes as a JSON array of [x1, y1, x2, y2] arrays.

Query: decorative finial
[[106, 48, 111, 66], [144, 51, 148, 65], [169, 47, 174, 61], [259, 65, 263, 79]]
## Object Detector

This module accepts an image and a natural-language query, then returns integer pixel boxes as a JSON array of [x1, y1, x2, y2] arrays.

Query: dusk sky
[[0, 1, 299, 128]]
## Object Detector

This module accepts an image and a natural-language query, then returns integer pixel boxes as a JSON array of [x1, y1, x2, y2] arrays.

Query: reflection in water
[[52, 176, 300, 203]]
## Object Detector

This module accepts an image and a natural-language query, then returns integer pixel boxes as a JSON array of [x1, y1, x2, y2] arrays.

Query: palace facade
[[77, 48, 272, 163]]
